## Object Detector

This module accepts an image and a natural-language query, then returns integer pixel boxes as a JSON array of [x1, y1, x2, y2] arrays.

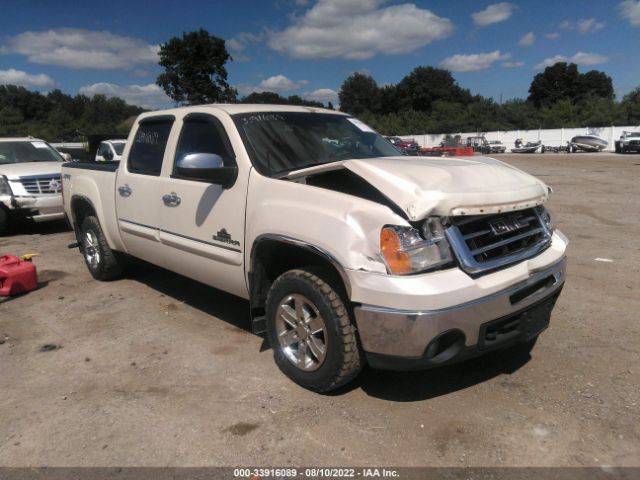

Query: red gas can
[[0, 255, 38, 296]]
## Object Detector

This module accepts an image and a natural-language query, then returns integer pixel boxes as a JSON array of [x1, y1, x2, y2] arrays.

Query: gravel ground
[[0, 152, 639, 468]]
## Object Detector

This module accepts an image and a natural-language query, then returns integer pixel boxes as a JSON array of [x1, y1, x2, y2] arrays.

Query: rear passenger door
[[115, 115, 176, 266], [157, 111, 248, 298]]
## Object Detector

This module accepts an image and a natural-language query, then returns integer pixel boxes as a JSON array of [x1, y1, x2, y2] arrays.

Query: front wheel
[[266, 269, 363, 392], [80, 216, 123, 280]]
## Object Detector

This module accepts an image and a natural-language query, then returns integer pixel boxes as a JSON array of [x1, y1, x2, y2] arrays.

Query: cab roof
[[137, 103, 346, 119], [0, 137, 46, 143]]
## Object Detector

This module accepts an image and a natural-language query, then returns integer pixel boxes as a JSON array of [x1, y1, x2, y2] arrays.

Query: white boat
[[511, 141, 542, 153], [568, 135, 608, 152]]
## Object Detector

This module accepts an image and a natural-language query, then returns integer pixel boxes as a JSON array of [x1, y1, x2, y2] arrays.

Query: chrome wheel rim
[[83, 230, 100, 270], [275, 293, 328, 371]]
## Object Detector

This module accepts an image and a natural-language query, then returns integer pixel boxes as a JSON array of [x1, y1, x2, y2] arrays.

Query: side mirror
[[61, 153, 72, 162], [175, 153, 237, 188], [103, 149, 114, 161]]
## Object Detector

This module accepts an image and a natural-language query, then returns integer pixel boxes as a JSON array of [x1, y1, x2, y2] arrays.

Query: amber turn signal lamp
[[380, 227, 412, 274]]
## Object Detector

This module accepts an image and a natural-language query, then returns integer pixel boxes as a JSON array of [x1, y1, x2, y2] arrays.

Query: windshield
[[627, 132, 640, 138], [233, 112, 400, 176], [0, 141, 64, 164], [113, 142, 125, 155]]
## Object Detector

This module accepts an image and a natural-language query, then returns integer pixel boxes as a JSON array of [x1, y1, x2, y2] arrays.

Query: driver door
[[157, 111, 248, 299]]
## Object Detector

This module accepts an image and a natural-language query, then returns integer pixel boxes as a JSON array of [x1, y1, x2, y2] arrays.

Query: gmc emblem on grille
[[489, 216, 528, 236]]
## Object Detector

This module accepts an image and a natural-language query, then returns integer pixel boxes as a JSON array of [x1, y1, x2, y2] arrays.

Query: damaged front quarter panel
[[245, 167, 411, 274]]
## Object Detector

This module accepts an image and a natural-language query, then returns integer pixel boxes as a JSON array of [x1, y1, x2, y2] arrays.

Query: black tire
[[266, 268, 363, 392], [0, 207, 7, 236], [80, 216, 123, 280]]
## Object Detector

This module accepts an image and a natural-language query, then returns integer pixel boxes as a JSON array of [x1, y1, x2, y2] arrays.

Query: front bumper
[[353, 256, 566, 369], [0, 194, 64, 221]]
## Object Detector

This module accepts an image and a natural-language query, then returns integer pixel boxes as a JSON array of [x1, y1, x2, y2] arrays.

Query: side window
[[128, 118, 174, 175], [174, 114, 235, 173], [98, 144, 107, 156]]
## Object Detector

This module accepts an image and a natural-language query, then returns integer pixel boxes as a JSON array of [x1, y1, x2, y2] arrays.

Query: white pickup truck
[[0, 137, 66, 234], [95, 139, 126, 162], [61, 105, 568, 392]]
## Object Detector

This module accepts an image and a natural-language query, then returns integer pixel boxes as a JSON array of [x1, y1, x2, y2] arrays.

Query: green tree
[[539, 99, 578, 128], [499, 99, 540, 130], [577, 70, 614, 103], [396, 66, 472, 113], [338, 73, 380, 115], [619, 87, 640, 124], [157, 28, 237, 105], [239, 91, 324, 108], [528, 62, 613, 108], [240, 91, 287, 104]]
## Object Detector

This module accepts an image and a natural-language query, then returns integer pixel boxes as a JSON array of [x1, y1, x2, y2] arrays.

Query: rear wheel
[[266, 268, 363, 392], [80, 216, 123, 280]]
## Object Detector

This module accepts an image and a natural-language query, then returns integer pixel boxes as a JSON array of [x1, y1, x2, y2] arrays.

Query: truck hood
[[288, 155, 549, 221], [0, 162, 63, 179], [345, 156, 549, 220]]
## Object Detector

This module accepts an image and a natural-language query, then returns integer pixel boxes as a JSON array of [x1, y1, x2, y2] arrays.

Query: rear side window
[[174, 114, 235, 171], [128, 118, 174, 175]]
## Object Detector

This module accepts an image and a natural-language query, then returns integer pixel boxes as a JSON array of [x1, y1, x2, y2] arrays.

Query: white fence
[[398, 125, 640, 151]]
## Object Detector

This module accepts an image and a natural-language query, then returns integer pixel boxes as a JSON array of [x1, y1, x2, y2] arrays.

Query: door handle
[[118, 185, 132, 197], [162, 192, 181, 207]]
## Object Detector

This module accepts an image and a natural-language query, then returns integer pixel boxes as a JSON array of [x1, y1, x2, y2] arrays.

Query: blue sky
[[1, 0, 639, 109]]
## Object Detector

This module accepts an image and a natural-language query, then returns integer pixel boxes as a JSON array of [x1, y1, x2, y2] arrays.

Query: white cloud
[[570, 52, 609, 65], [545, 32, 560, 40], [502, 61, 524, 68], [619, 0, 640, 26], [534, 52, 609, 69], [227, 32, 264, 62], [472, 3, 516, 27], [1, 28, 159, 70], [577, 18, 606, 33], [303, 88, 339, 104], [268, 0, 453, 59], [259, 75, 307, 91], [79, 82, 171, 109], [0, 68, 54, 88], [227, 38, 244, 53], [440, 50, 511, 72], [518, 32, 535, 46], [559, 18, 605, 33], [237, 74, 308, 96]]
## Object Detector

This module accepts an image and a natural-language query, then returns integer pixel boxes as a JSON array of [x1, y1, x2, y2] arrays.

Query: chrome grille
[[18, 174, 62, 195], [446, 207, 552, 275]]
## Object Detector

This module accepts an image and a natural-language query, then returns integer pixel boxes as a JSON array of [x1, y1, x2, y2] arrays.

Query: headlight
[[536, 206, 554, 234], [380, 218, 453, 275], [0, 176, 12, 196]]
